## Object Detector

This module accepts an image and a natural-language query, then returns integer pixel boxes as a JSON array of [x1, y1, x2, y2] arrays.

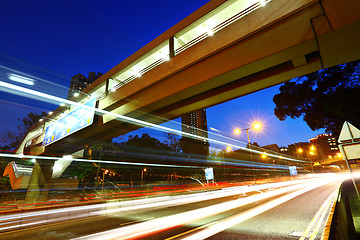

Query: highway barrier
[[327, 179, 360, 240]]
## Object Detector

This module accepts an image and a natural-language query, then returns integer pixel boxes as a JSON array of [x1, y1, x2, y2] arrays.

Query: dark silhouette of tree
[[273, 60, 360, 135], [163, 132, 182, 153], [124, 133, 171, 151], [0, 111, 47, 150]]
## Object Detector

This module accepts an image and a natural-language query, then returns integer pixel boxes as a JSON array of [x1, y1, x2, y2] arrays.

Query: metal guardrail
[[327, 179, 359, 240]]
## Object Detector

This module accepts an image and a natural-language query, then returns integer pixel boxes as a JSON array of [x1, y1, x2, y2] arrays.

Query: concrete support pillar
[[25, 158, 54, 203]]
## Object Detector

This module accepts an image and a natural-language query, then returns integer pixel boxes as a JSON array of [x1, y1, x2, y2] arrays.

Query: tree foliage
[[0, 111, 47, 150], [273, 60, 360, 135], [124, 133, 174, 151]]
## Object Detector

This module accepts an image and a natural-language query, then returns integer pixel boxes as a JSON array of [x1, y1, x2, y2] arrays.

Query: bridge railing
[[100, 0, 272, 100]]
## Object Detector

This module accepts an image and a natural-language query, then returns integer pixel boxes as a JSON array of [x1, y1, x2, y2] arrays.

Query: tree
[[0, 111, 47, 150], [273, 60, 360, 135], [163, 132, 182, 153], [124, 133, 171, 151]]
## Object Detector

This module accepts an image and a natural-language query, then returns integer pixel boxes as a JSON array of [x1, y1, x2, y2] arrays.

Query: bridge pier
[[25, 158, 54, 203]]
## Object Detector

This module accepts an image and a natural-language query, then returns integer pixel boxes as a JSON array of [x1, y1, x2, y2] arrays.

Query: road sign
[[42, 98, 96, 147], [289, 166, 297, 175], [338, 121, 360, 198], [204, 167, 214, 180], [338, 122, 360, 160], [338, 121, 360, 143]]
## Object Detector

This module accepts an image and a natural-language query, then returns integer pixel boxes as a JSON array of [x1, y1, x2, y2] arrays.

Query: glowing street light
[[234, 128, 241, 135], [102, 169, 109, 191], [297, 148, 303, 153], [226, 146, 232, 152], [253, 122, 261, 130], [141, 168, 147, 187]]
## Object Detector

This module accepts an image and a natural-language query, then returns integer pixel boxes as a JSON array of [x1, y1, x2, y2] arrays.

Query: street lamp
[[141, 168, 147, 187], [234, 122, 262, 183], [102, 169, 109, 191]]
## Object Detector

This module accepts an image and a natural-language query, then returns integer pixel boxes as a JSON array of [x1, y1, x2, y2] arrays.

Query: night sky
[[0, 0, 324, 147]]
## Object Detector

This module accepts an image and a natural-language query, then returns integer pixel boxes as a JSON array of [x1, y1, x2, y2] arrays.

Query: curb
[[321, 190, 338, 240]]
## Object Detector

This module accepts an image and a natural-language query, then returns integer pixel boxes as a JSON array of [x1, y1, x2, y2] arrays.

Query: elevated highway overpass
[[13, 0, 360, 156]]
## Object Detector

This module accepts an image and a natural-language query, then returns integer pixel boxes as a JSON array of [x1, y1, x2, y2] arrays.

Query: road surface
[[0, 174, 343, 240]]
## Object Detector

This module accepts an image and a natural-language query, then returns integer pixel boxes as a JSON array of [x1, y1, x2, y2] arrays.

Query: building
[[261, 144, 280, 152], [287, 142, 311, 159], [309, 134, 339, 159], [67, 72, 103, 99], [181, 109, 209, 155]]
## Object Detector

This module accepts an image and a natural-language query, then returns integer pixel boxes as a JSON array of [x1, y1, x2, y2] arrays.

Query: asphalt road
[[0, 176, 342, 240]]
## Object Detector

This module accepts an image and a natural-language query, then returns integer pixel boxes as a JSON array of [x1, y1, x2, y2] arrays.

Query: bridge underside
[[31, 0, 360, 155]]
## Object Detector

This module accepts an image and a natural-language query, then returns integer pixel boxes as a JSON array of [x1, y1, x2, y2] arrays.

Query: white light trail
[[72, 175, 343, 240], [0, 152, 201, 169], [7, 73, 35, 85], [0, 177, 317, 232], [178, 184, 340, 239], [0, 80, 306, 164]]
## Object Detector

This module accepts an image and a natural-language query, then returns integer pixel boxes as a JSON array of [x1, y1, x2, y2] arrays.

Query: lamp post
[[102, 169, 108, 191], [141, 168, 147, 187], [234, 122, 261, 183]]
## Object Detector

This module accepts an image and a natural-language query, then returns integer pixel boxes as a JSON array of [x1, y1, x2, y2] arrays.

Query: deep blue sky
[[0, 0, 324, 147]]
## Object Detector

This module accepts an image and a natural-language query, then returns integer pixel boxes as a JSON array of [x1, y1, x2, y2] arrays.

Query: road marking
[[299, 191, 337, 240], [309, 196, 335, 240], [164, 221, 218, 240]]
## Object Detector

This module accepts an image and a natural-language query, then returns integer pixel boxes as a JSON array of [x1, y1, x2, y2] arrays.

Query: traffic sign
[[289, 166, 297, 176], [42, 98, 96, 147], [338, 121, 360, 143], [338, 121, 360, 199], [204, 167, 214, 180]]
